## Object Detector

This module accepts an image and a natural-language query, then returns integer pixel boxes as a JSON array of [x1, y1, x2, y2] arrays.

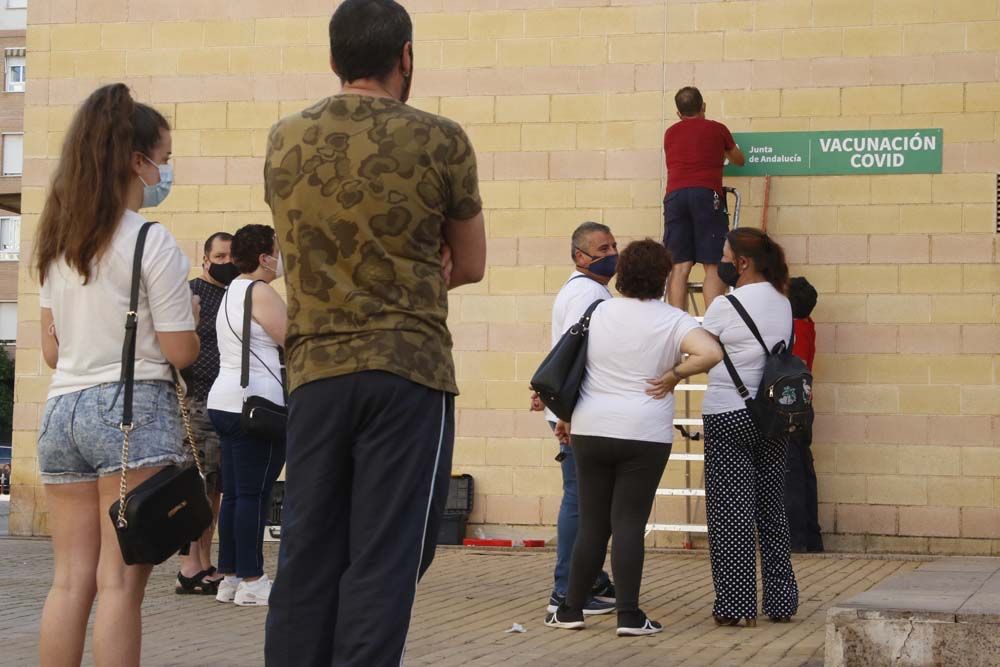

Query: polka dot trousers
[[704, 408, 799, 620]]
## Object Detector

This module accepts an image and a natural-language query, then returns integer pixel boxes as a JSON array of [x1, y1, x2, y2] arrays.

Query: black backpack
[[720, 295, 814, 439]]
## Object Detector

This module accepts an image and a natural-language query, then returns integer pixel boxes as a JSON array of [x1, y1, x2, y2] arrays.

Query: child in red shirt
[[786, 277, 823, 552]]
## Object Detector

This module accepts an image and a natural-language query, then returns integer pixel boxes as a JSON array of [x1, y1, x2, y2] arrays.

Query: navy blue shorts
[[663, 187, 729, 265]]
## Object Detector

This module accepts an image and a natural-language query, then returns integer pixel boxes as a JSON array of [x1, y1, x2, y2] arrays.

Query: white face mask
[[266, 254, 284, 278], [139, 156, 173, 208]]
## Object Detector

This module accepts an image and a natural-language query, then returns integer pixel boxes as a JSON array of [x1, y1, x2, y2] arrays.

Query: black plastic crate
[[437, 514, 468, 545], [268, 481, 285, 526], [445, 474, 474, 514]]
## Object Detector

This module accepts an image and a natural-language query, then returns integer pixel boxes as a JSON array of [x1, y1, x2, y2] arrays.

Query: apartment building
[[0, 0, 25, 350]]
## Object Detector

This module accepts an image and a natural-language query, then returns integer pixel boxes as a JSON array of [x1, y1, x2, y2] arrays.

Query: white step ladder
[[646, 187, 741, 546]]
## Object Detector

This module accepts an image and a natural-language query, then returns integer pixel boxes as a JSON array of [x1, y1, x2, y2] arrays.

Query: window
[[7, 0, 27, 8], [5, 56, 24, 93], [1, 134, 21, 176], [0, 217, 17, 260], [0, 303, 15, 343]]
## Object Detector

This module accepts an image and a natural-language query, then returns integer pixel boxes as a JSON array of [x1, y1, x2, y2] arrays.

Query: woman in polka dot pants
[[700, 228, 799, 626]]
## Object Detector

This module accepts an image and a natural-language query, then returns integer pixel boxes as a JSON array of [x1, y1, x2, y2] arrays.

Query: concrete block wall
[[11, 0, 1000, 553]]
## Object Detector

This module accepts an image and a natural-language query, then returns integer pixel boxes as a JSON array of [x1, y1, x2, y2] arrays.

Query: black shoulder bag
[[229, 280, 287, 442], [529, 298, 604, 422], [108, 222, 213, 565], [720, 294, 814, 440]]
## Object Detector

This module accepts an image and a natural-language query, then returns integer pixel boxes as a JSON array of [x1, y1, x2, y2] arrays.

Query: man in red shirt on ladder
[[663, 87, 745, 311]]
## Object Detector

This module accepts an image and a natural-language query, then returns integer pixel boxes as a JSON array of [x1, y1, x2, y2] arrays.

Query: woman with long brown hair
[[34, 84, 200, 666], [700, 227, 799, 627]]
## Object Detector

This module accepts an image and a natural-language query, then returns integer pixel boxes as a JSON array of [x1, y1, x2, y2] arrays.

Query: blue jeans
[[210, 409, 286, 579], [551, 424, 610, 596]]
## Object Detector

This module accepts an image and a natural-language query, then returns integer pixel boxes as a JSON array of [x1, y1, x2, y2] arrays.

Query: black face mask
[[208, 262, 240, 286], [718, 261, 740, 288]]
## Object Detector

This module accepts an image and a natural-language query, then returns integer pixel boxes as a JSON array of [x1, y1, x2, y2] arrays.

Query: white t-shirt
[[544, 271, 613, 423], [207, 278, 285, 413], [702, 282, 793, 415], [40, 211, 195, 399], [572, 299, 700, 444]]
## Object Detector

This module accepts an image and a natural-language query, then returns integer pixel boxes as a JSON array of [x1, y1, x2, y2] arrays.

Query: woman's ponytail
[[35, 84, 169, 285]]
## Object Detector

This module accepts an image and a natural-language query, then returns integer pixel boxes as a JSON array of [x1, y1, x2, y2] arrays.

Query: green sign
[[724, 129, 943, 176]]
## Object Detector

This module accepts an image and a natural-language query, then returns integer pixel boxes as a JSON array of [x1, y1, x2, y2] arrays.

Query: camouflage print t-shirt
[[264, 95, 482, 395]]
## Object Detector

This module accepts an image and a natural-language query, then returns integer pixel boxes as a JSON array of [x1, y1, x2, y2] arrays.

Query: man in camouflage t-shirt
[[263, 2, 486, 665]]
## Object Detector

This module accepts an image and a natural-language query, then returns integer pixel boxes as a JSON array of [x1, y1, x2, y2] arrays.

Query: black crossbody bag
[[225, 280, 287, 442], [108, 222, 213, 565], [529, 298, 604, 422]]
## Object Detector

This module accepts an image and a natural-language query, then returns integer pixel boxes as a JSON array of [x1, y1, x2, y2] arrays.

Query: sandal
[[175, 569, 219, 595], [713, 615, 756, 627]]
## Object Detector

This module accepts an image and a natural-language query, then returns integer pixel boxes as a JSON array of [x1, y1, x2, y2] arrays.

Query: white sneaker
[[234, 574, 272, 607], [215, 576, 241, 603]]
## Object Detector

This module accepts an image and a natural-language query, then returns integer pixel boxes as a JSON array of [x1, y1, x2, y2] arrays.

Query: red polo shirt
[[664, 117, 736, 195]]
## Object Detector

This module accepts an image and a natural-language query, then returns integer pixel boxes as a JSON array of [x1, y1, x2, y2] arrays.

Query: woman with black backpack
[[699, 227, 799, 627]]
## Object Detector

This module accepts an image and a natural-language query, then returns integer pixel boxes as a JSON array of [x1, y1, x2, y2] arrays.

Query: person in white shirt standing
[[34, 84, 200, 666], [699, 227, 799, 627], [208, 224, 288, 608], [531, 222, 618, 616], [544, 239, 722, 636]]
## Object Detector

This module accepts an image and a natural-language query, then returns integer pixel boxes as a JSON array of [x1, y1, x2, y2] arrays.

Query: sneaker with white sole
[[544, 608, 585, 630], [616, 611, 663, 637], [215, 576, 241, 603], [234, 574, 272, 607], [545, 591, 615, 615], [592, 580, 616, 604]]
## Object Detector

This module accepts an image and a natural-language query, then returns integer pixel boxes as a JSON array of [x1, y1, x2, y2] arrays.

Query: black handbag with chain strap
[[107, 221, 212, 566]]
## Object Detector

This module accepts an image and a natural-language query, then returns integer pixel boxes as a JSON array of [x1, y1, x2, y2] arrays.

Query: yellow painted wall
[[12, 0, 1000, 553]]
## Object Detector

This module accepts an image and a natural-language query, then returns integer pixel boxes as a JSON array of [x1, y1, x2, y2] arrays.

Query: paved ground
[[0, 537, 920, 667]]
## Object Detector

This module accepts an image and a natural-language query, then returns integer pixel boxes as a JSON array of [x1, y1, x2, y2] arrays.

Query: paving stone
[[0, 538, 916, 666]]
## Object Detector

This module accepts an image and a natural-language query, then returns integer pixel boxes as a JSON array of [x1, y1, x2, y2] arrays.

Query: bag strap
[[236, 279, 287, 400], [721, 348, 752, 403], [578, 298, 603, 330], [725, 294, 770, 356], [115, 221, 202, 529], [118, 222, 156, 428], [240, 281, 256, 390]]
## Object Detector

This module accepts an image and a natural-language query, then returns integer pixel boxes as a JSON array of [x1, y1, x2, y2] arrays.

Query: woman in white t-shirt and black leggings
[[700, 227, 799, 627], [545, 240, 722, 637]]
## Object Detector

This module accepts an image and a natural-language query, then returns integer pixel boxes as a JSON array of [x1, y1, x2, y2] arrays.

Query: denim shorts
[[37, 380, 190, 485], [663, 187, 729, 265]]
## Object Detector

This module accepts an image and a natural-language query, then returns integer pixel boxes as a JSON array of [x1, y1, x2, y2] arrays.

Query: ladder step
[[674, 384, 708, 392], [646, 523, 708, 533], [669, 453, 704, 461], [673, 418, 703, 426], [656, 488, 705, 496]]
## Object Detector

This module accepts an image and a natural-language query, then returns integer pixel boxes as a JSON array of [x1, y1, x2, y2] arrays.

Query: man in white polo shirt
[[531, 221, 619, 615]]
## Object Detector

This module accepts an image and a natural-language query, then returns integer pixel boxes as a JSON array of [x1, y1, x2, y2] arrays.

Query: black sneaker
[[546, 591, 615, 615], [591, 580, 616, 604], [545, 607, 585, 630], [617, 611, 663, 637]]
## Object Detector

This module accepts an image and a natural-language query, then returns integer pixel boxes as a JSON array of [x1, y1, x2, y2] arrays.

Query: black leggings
[[565, 434, 671, 614]]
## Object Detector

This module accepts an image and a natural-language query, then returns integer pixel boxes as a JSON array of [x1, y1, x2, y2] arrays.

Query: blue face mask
[[139, 156, 173, 208], [576, 247, 618, 278]]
